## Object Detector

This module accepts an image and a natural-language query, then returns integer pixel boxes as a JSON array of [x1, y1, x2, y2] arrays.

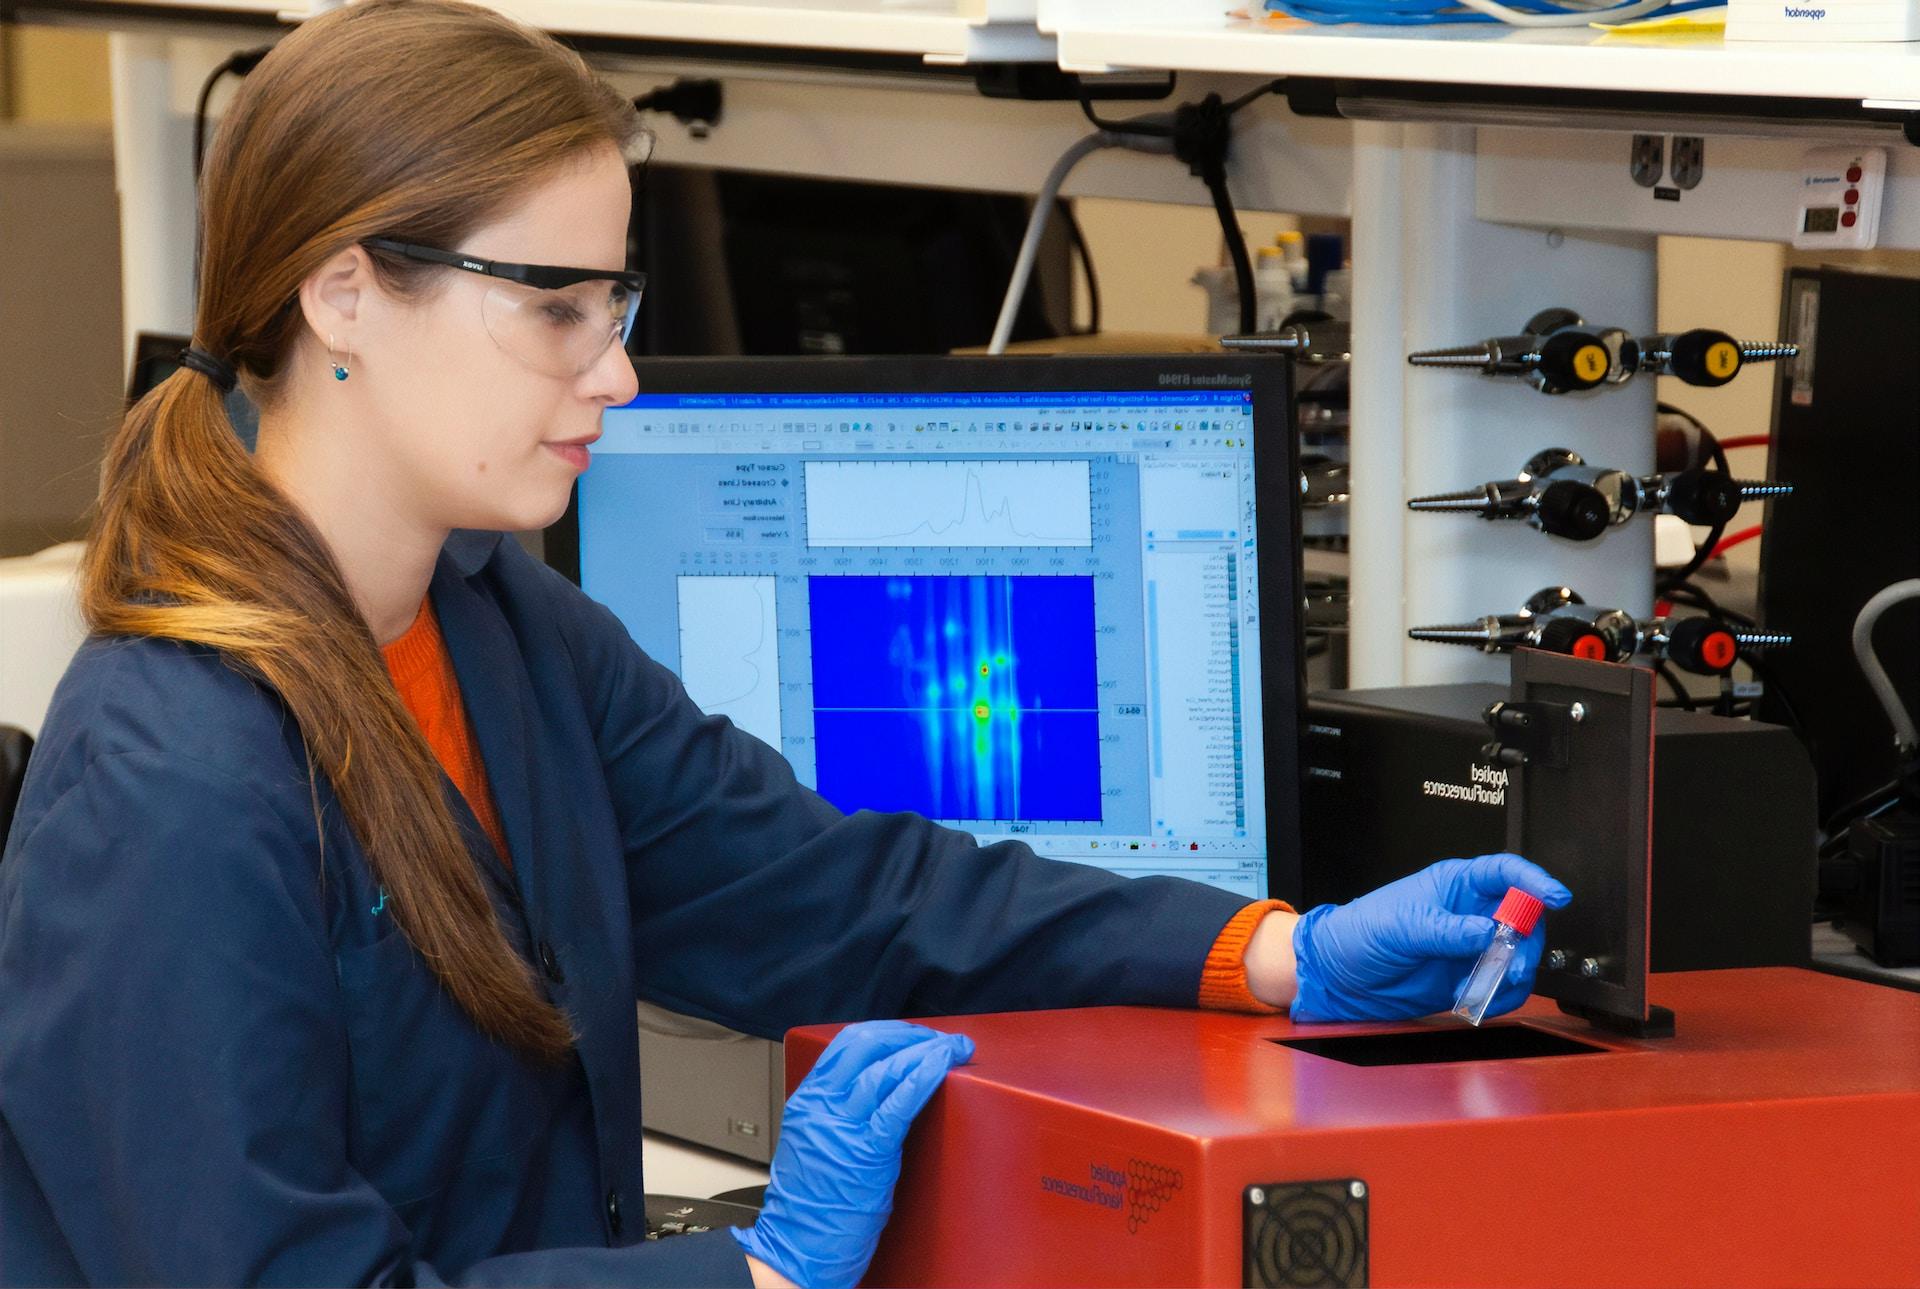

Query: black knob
[[1664, 468, 1742, 526], [1536, 331, 1612, 393], [1667, 617, 1741, 675], [1667, 329, 1743, 387], [1535, 480, 1612, 541], [1538, 616, 1611, 661]]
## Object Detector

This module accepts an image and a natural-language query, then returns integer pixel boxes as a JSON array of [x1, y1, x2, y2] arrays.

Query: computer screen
[[548, 355, 1302, 902], [127, 330, 262, 450]]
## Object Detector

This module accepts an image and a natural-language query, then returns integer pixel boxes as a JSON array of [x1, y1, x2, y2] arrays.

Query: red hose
[[1708, 524, 1764, 561]]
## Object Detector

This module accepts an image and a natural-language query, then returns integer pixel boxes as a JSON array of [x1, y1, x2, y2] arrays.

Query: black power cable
[[1055, 199, 1101, 336], [1169, 92, 1253, 333], [1078, 80, 1284, 337], [1076, 95, 1172, 138], [1655, 402, 1734, 592], [1663, 580, 1756, 627], [1655, 661, 1697, 711], [193, 47, 273, 184], [1736, 647, 1811, 749], [1821, 779, 1903, 843], [633, 78, 722, 132]]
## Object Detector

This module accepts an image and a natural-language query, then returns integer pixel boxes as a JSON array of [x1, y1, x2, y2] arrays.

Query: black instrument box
[[1763, 268, 1920, 821], [1302, 684, 1816, 971]]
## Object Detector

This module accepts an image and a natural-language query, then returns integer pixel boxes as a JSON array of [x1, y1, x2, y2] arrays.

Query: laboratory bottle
[[1451, 887, 1547, 1026]]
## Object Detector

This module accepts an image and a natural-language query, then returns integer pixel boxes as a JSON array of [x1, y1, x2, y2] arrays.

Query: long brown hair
[[82, 0, 647, 1063]]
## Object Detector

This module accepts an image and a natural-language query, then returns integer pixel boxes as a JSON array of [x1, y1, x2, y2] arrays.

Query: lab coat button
[[539, 940, 565, 984], [606, 1188, 623, 1236]]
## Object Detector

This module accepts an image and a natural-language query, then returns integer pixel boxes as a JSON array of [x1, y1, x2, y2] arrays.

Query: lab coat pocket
[[333, 927, 551, 1224]]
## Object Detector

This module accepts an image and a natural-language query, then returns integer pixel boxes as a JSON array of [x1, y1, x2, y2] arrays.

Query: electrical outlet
[[1671, 136, 1705, 190], [1630, 134, 1664, 188]]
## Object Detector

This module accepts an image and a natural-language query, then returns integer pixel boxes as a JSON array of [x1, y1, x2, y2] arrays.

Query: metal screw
[[1248, 1188, 1266, 1206], [1547, 950, 1568, 971], [1581, 957, 1603, 978], [1570, 702, 1587, 723], [1349, 1181, 1367, 1199]]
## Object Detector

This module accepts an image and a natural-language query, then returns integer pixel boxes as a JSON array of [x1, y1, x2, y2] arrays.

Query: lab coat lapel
[[428, 540, 540, 919]]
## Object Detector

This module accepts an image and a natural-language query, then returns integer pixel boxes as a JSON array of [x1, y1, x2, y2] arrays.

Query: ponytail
[[83, 362, 576, 1063], [68, 0, 652, 1064]]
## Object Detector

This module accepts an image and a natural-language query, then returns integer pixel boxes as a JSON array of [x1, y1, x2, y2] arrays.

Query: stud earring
[[328, 332, 351, 382]]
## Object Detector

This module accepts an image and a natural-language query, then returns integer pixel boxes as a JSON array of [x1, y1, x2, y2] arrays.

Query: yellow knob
[[1573, 345, 1610, 384], [1705, 341, 1740, 380]]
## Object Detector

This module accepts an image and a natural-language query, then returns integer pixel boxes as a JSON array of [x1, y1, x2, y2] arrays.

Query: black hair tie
[[177, 346, 237, 395]]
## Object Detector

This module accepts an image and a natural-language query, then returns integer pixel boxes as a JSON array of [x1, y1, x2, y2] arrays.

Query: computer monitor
[[631, 166, 1072, 358], [547, 355, 1303, 902], [126, 330, 262, 451], [127, 331, 191, 401]]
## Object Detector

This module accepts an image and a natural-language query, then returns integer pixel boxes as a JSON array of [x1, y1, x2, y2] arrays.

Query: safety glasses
[[363, 237, 645, 379]]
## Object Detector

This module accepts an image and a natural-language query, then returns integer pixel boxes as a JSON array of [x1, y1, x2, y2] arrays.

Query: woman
[[0, 3, 1569, 1285]]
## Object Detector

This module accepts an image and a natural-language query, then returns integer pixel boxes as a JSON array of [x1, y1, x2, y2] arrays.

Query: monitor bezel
[[127, 330, 191, 404], [546, 353, 1305, 904]]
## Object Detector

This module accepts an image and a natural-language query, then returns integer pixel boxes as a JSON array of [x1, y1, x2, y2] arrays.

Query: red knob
[[1701, 630, 1738, 672]]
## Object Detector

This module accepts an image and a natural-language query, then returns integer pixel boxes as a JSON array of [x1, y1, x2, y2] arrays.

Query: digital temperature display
[[1802, 207, 1840, 234]]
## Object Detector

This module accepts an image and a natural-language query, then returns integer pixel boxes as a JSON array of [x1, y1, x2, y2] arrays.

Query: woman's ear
[[297, 243, 376, 357]]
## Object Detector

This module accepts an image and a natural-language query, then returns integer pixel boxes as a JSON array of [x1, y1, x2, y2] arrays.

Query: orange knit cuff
[[1197, 898, 1296, 1013]]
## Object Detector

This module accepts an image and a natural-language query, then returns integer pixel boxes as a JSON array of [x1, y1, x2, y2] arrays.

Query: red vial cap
[[1494, 887, 1546, 938]]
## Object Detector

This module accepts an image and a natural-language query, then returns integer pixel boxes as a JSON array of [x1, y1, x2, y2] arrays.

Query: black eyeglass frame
[[362, 237, 647, 296]]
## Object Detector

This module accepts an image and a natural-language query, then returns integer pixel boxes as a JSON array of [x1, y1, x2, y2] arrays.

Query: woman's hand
[[732, 1020, 974, 1289], [1286, 854, 1572, 1023]]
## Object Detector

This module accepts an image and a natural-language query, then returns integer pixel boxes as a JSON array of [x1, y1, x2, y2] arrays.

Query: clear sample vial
[[1451, 887, 1547, 1027]]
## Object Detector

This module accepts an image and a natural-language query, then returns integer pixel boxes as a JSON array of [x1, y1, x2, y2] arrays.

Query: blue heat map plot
[[809, 575, 1102, 822]]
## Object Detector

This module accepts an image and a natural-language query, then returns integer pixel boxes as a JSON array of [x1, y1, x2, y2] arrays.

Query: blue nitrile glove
[[733, 1020, 975, 1289], [1290, 853, 1572, 1023]]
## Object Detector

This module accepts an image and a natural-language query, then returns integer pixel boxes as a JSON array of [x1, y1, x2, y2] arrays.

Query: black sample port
[[1273, 1023, 1611, 1067]]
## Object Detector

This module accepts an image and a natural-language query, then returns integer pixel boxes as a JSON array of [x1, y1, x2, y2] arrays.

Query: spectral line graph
[[804, 459, 1093, 548], [809, 575, 1102, 822], [676, 575, 784, 751]]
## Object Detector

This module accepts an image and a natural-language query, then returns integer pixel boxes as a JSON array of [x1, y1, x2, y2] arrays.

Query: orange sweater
[[382, 599, 1291, 1011], [383, 599, 514, 870]]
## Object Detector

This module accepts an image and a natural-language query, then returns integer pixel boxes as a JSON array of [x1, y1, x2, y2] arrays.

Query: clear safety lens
[[480, 277, 640, 378]]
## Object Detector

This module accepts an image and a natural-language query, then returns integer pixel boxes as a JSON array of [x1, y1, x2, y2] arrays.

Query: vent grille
[[1243, 1179, 1369, 1288]]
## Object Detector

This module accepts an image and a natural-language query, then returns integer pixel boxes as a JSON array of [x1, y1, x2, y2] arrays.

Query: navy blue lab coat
[[0, 530, 1254, 1286]]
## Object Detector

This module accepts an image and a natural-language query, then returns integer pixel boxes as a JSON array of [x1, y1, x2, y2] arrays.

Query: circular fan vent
[[1243, 1179, 1369, 1288]]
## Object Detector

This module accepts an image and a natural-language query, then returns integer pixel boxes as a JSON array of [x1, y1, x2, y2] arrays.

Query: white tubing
[[1853, 578, 1920, 755], [1451, 0, 1674, 26], [988, 131, 1120, 356]]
